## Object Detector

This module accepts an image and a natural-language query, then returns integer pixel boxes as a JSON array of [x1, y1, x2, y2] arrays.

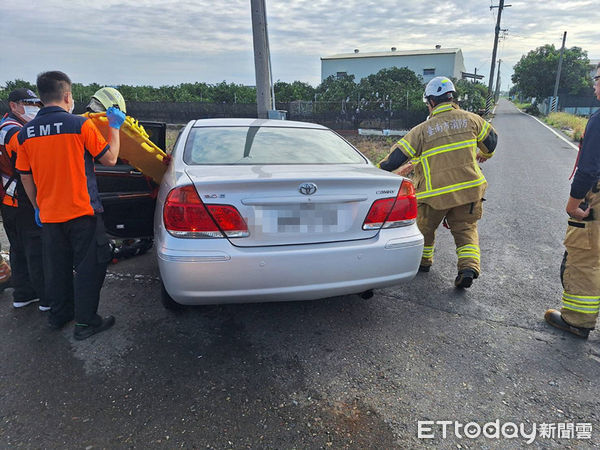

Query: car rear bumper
[[157, 226, 423, 304]]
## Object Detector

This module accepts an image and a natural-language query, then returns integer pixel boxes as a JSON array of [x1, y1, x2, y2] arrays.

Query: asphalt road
[[2, 99, 600, 449]]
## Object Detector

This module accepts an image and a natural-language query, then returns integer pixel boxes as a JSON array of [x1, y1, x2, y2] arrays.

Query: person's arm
[[378, 131, 419, 172], [566, 195, 590, 220], [97, 127, 120, 166], [20, 174, 42, 226], [570, 114, 600, 205], [379, 144, 410, 172], [476, 119, 498, 163], [88, 107, 124, 166], [14, 135, 35, 207], [20, 174, 38, 209], [566, 115, 600, 220], [396, 161, 414, 176]]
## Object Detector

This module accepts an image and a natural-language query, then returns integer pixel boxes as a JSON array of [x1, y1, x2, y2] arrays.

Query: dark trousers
[[0, 203, 45, 303], [43, 215, 112, 326]]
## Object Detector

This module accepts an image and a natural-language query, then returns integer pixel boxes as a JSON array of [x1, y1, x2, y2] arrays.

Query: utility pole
[[494, 59, 502, 102], [486, 0, 511, 115], [552, 31, 567, 112], [250, 0, 271, 118]]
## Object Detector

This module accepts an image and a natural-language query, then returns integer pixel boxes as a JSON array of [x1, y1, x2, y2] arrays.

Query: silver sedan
[[155, 118, 423, 308]]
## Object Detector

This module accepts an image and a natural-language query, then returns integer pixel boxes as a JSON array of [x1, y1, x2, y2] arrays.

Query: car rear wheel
[[160, 280, 184, 311]]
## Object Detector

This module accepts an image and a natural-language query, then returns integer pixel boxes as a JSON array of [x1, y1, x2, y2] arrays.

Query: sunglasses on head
[[21, 100, 43, 107]]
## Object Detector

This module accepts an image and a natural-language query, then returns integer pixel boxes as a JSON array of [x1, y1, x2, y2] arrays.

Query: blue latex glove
[[106, 107, 126, 129], [34, 208, 42, 228]]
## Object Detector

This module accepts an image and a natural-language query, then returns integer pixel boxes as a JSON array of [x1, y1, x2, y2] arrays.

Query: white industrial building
[[321, 46, 480, 83]]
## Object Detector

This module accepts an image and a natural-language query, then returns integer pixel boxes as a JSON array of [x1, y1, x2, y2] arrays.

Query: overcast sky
[[2, 0, 598, 90]]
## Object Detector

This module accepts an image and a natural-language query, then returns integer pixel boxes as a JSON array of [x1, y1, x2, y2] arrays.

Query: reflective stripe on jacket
[[0, 115, 22, 207], [394, 103, 496, 209]]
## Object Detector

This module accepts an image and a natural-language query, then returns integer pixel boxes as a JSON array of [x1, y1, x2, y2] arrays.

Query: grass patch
[[544, 112, 588, 141], [512, 101, 531, 110], [345, 136, 396, 164], [165, 126, 184, 153]]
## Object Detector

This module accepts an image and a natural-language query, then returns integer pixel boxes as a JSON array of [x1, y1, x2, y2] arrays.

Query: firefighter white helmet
[[423, 77, 456, 102]]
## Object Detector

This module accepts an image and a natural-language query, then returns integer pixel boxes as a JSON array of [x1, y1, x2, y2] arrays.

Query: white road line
[[517, 109, 578, 151]]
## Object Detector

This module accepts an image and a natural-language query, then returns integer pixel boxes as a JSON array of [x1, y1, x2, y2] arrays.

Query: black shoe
[[455, 269, 478, 288], [73, 316, 115, 340], [418, 264, 431, 273], [544, 309, 591, 339]]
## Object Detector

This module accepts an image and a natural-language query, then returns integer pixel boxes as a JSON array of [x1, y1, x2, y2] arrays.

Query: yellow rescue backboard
[[83, 112, 169, 184]]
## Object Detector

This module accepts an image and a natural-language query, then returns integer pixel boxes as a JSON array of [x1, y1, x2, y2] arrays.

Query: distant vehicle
[[155, 118, 423, 309]]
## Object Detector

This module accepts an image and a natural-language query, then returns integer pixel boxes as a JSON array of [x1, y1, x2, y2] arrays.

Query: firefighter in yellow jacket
[[379, 77, 498, 288]]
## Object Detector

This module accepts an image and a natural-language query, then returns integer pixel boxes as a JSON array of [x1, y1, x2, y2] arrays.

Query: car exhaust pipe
[[359, 289, 374, 299]]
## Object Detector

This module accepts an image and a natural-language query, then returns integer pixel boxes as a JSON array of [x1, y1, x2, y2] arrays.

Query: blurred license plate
[[258, 204, 348, 233]]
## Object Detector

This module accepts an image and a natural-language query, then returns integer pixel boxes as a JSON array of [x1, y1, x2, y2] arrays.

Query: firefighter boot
[[544, 309, 591, 339], [454, 268, 478, 289]]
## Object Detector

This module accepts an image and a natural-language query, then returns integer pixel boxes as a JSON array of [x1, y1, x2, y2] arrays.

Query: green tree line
[[511, 44, 592, 100], [1, 67, 488, 112]]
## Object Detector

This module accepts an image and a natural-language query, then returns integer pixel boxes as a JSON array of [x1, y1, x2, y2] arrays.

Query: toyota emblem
[[299, 182, 317, 195]]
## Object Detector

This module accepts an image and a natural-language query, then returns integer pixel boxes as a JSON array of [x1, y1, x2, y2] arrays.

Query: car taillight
[[163, 185, 249, 238], [205, 205, 249, 238], [362, 180, 417, 230]]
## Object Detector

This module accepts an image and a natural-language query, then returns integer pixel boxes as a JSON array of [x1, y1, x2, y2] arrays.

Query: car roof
[[191, 118, 329, 130]]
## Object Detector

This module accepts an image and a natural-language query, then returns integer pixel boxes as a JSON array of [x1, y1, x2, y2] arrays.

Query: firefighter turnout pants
[[560, 186, 600, 329], [417, 200, 483, 274]]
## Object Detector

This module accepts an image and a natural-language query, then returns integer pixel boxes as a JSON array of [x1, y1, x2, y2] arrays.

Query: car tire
[[160, 280, 184, 311]]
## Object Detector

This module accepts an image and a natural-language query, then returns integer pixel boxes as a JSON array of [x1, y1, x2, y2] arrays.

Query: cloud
[[1, 0, 598, 89]]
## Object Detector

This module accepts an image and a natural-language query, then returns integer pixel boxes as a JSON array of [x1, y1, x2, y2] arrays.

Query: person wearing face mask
[[0, 88, 47, 309], [16, 71, 125, 339]]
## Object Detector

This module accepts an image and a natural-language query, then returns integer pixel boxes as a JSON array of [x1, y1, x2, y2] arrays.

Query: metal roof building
[[321, 46, 471, 83]]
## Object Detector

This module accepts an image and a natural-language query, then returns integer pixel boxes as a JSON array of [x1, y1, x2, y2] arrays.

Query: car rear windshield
[[183, 126, 367, 165]]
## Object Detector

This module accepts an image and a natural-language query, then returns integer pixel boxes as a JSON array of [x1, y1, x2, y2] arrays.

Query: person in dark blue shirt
[[17, 71, 125, 340], [545, 62, 600, 338]]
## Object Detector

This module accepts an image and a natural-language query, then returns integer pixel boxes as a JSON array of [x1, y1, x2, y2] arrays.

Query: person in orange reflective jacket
[[379, 77, 498, 288], [0, 88, 46, 309]]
